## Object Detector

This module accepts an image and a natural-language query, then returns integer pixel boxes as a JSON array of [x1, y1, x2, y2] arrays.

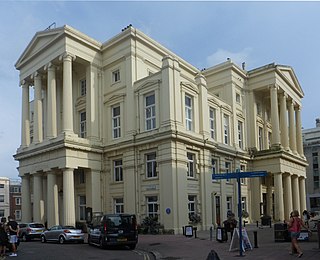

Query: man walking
[[7, 216, 19, 257]]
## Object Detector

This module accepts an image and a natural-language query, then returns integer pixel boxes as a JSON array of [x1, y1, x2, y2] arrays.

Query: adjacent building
[[0, 177, 10, 220], [14, 25, 307, 233], [9, 179, 22, 222]]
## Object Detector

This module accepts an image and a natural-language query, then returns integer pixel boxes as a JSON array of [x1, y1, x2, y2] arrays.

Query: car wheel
[[99, 238, 105, 249], [41, 235, 46, 243], [59, 236, 65, 244], [88, 235, 92, 246]]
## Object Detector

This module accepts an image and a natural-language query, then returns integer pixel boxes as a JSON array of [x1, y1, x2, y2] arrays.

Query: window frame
[[187, 152, 196, 178], [114, 198, 124, 214], [112, 69, 121, 83], [223, 114, 229, 145], [79, 195, 86, 221], [146, 196, 158, 218], [238, 120, 243, 149], [80, 111, 87, 138], [112, 105, 121, 139], [209, 107, 216, 140], [80, 79, 86, 97], [113, 159, 123, 182], [185, 95, 193, 131], [145, 93, 156, 131], [146, 152, 157, 179]]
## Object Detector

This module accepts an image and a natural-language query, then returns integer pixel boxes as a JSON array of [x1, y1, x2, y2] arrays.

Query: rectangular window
[[0, 195, 4, 203], [147, 196, 158, 218], [114, 198, 124, 214], [146, 152, 157, 178], [236, 93, 241, 103], [258, 127, 263, 150], [114, 159, 123, 182], [0, 184, 4, 188], [187, 152, 195, 178], [268, 132, 272, 149], [188, 195, 196, 216], [15, 210, 21, 221], [226, 196, 232, 211], [112, 106, 121, 138], [0, 210, 4, 218], [241, 197, 247, 211], [15, 197, 21, 205], [238, 121, 243, 149], [145, 93, 156, 130], [240, 165, 246, 184], [209, 108, 216, 139], [212, 158, 216, 175], [79, 195, 86, 221], [13, 187, 21, 193], [225, 162, 231, 182], [223, 114, 229, 145], [185, 95, 193, 131], [112, 69, 120, 83], [80, 111, 86, 138], [80, 79, 86, 96]]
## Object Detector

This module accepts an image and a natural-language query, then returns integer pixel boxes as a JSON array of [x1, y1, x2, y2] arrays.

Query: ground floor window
[[147, 196, 158, 218], [79, 195, 86, 221], [114, 198, 124, 214]]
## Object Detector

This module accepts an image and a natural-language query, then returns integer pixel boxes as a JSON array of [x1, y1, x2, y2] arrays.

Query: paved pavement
[[137, 224, 320, 260]]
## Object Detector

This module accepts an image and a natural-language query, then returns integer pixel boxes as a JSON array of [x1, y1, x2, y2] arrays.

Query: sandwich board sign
[[229, 228, 252, 252]]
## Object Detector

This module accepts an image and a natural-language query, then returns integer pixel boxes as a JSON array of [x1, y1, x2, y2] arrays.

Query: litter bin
[[216, 226, 228, 242], [274, 223, 290, 242], [261, 215, 271, 226]]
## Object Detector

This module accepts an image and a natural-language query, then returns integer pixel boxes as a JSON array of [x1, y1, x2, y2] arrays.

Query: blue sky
[[1, 1, 320, 179]]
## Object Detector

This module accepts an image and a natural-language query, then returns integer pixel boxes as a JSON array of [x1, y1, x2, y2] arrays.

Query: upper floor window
[[146, 152, 157, 178], [188, 195, 197, 217], [0, 195, 4, 203], [209, 108, 216, 140], [113, 159, 123, 182], [112, 69, 120, 83], [147, 196, 158, 218], [80, 79, 86, 96], [13, 187, 21, 193], [112, 105, 121, 139], [187, 152, 195, 178], [0, 184, 4, 189], [258, 127, 263, 150], [240, 164, 246, 184], [114, 198, 124, 214], [268, 131, 272, 149], [236, 93, 241, 103], [226, 196, 233, 211], [145, 93, 156, 130], [15, 197, 21, 206], [80, 111, 86, 138], [185, 95, 193, 131], [241, 197, 247, 211], [225, 161, 231, 182], [15, 210, 21, 221], [238, 121, 243, 149], [223, 114, 229, 145]]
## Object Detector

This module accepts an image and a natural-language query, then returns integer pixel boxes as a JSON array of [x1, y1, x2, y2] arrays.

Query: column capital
[[269, 84, 279, 91], [59, 52, 76, 62], [44, 62, 57, 71]]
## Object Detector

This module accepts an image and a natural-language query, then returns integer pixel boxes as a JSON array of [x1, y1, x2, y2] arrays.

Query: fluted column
[[279, 93, 289, 150], [21, 175, 32, 222], [46, 63, 57, 138], [60, 53, 75, 134], [299, 177, 307, 212], [283, 174, 293, 220], [270, 85, 280, 146], [292, 175, 300, 213], [274, 172, 284, 221], [21, 82, 30, 147], [33, 173, 44, 223], [295, 106, 303, 156], [47, 171, 59, 227], [63, 168, 75, 226], [288, 100, 297, 154], [33, 73, 43, 143]]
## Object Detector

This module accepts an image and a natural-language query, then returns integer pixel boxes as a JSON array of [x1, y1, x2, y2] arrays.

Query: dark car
[[88, 214, 138, 249], [18, 222, 45, 241]]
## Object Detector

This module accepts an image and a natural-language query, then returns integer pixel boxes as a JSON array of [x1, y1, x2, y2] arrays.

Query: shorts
[[290, 232, 300, 238], [9, 235, 18, 244]]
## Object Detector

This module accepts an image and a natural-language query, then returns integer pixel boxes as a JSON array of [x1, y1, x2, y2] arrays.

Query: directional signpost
[[212, 170, 267, 257]]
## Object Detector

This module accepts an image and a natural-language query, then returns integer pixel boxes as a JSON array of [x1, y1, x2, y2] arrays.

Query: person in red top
[[287, 210, 311, 258]]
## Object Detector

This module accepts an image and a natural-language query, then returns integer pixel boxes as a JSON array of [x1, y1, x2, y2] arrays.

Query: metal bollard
[[210, 226, 213, 241], [256, 221, 259, 228], [194, 227, 197, 238], [269, 219, 272, 228], [253, 231, 258, 248]]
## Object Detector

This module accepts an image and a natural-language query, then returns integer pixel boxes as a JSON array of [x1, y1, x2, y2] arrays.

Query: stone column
[[274, 172, 284, 221], [21, 82, 30, 147], [63, 168, 75, 226], [47, 171, 59, 227], [279, 93, 289, 150], [60, 53, 75, 134], [86, 170, 101, 213], [33, 173, 44, 223], [283, 174, 293, 220], [266, 176, 273, 216], [288, 100, 297, 154], [292, 175, 300, 213], [46, 63, 57, 138], [33, 73, 43, 143], [299, 177, 307, 212], [295, 106, 303, 156], [270, 85, 280, 146], [196, 73, 209, 139], [21, 175, 32, 222]]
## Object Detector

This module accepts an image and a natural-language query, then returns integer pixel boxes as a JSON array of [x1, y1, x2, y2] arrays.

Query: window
[[80, 79, 86, 96], [114, 198, 124, 214], [80, 111, 86, 138], [145, 93, 156, 130], [0, 210, 4, 218], [147, 196, 158, 218], [226, 196, 232, 211], [112, 69, 120, 83], [0, 184, 4, 188], [185, 95, 193, 131], [188, 195, 196, 216], [15, 197, 21, 205], [238, 121, 243, 149], [236, 93, 241, 103], [225, 162, 231, 182], [146, 153, 157, 178], [13, 186, 21, 193], [212, 158, 217, 175], [268, 131, 272, 149], [114, 159, 123, 182], [15, 210, 21, 221], [0, 195, 4, 203], [79, 195, 86, 221], [187, 152, 195, 178], [209, 108, 216, 139], [112, 106, 121, 138], [258, 127, 263, 150], [240, 165, 246, 184], [241, 197, 247, 211], [223, 114, 229, 145]]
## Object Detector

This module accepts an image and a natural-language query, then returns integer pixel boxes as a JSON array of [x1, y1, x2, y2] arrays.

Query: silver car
[[41, 225, 84, 244]]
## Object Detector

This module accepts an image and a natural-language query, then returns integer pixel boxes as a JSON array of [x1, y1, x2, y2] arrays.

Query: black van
[[88, 214, 138, 249]]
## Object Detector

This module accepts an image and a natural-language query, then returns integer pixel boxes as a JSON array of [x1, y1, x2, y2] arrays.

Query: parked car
[[18, 222, 45, 241], [41, 225, 84, 244], [88, 214, 138, 249]]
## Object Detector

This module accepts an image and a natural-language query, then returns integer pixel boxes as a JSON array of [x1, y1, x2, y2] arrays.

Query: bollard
[[206, 249, 221, 260], [253, 230, 258, 248], [269, 219, 272, 228], [256, 221, 259, 228], [193, 227, 197, 238], [317, 221, 320, 249], [210, 226, 213, 241], [182, 226, 185, 236]]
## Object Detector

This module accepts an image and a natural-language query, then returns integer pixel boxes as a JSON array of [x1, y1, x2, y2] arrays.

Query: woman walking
[[288, 210, 311, 258]]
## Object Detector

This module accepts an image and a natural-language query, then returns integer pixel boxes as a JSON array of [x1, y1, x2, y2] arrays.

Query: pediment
[[277, 65, 304, 97]]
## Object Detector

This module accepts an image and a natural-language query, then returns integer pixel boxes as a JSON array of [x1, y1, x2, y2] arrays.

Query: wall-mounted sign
[[166, 208, 171, 214]]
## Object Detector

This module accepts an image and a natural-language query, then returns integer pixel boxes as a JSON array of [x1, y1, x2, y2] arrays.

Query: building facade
[[9, 179, 22, 222], [303, 119, 320, 212], [0, 177, 10, 220], [14, 25, 307, 233]]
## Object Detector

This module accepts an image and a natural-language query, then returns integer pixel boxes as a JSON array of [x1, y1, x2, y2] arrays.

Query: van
[[88, 214, 138, 249]]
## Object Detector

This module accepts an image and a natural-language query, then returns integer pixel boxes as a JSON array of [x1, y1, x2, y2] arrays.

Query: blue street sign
[[212, 171, 267, 180]]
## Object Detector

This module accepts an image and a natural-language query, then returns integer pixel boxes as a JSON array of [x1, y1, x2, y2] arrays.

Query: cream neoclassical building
[[14, 25, 307, 232]]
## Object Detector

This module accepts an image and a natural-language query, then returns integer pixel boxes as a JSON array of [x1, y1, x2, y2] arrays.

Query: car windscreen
[[107, 216, 134, 229], [29, 224, 44, 228]]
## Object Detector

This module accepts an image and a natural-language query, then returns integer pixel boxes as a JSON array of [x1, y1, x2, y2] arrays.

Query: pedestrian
[[0, 221, 7, 259], [7, 216, 19, 257], [287, 210, 311, 258], [302, 210, 310, 227]]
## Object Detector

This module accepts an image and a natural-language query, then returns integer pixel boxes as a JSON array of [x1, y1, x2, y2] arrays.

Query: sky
[[1, 0, 320, 180]]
